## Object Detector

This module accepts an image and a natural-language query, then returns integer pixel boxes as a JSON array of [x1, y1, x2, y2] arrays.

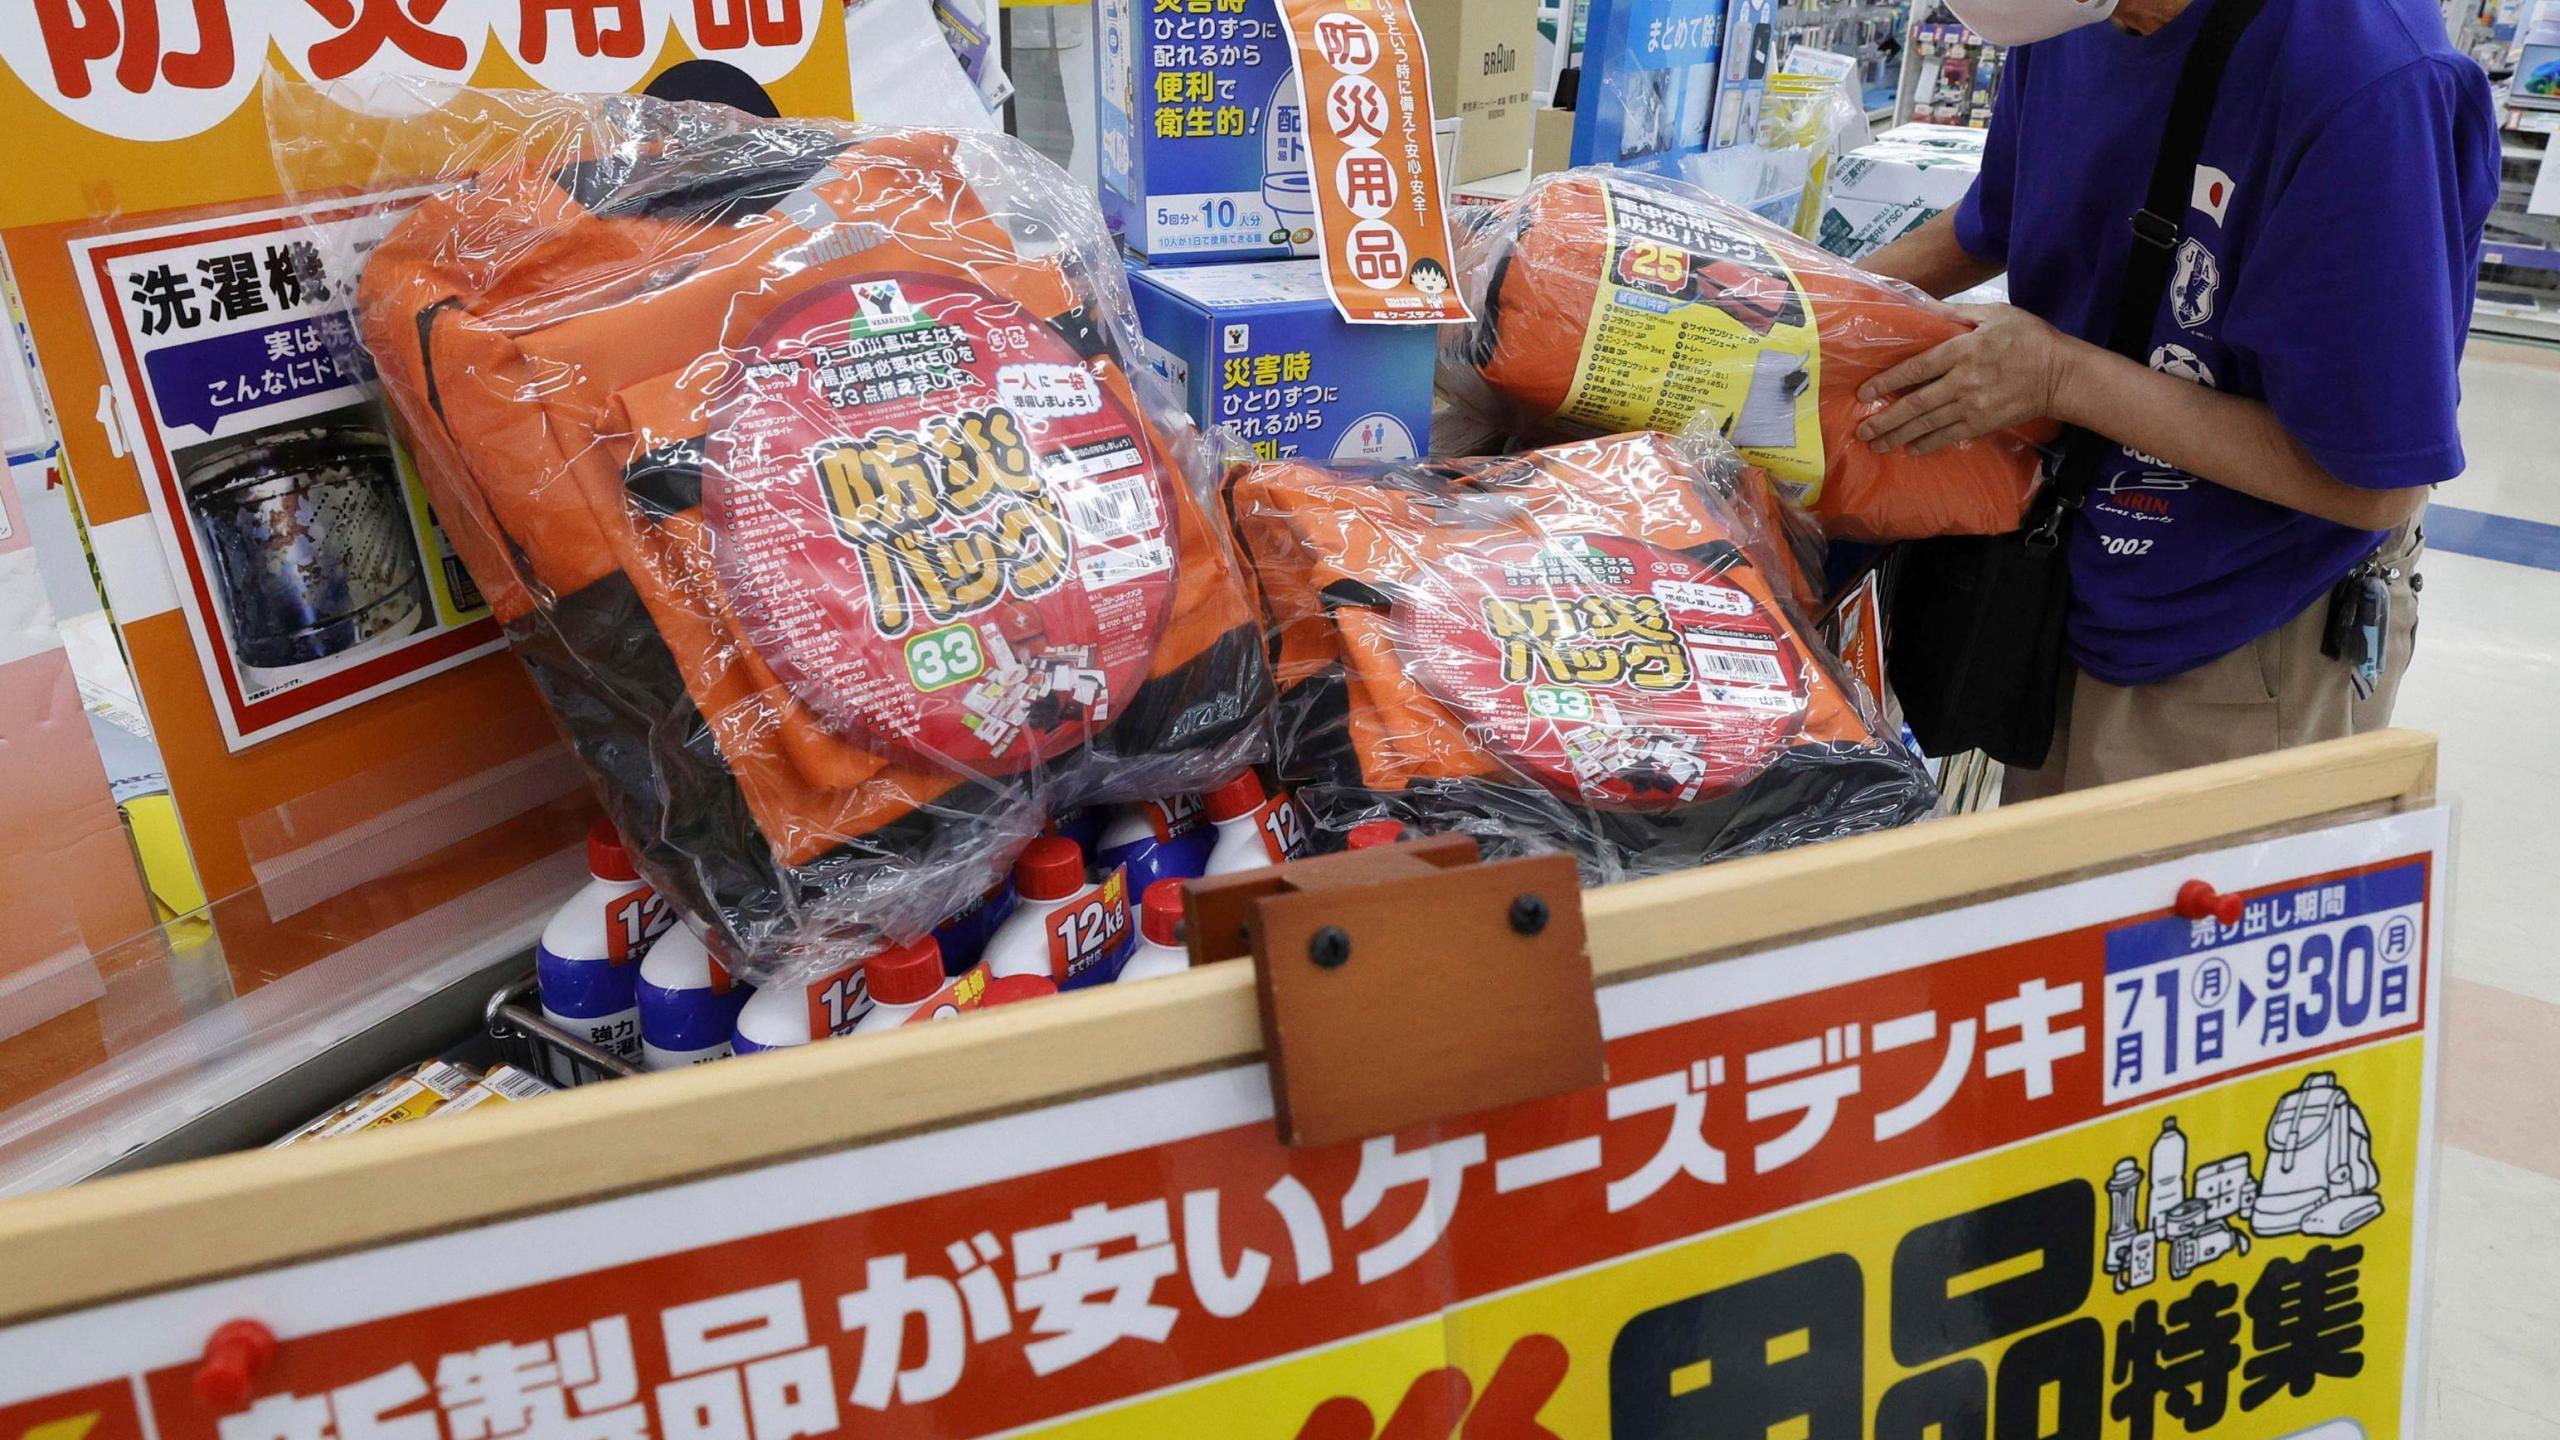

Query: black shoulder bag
[[1883, 0, 2271, 769]]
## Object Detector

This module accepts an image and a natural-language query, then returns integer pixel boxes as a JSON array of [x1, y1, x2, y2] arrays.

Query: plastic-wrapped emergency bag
[[1224, 432, 1935, 882], [341, 94, 1268, 972], [1443, 168, 2052, 544]]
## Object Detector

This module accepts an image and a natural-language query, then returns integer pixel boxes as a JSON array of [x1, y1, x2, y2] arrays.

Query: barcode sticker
[[1061, 473, 1161, 542], [1080, 536, 1174, 589], [1695, 648, 1787, 685], [479, 1065, 557, 1102]]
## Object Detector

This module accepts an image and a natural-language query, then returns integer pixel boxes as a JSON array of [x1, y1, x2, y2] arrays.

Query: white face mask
[[1943, 0, 2121, 46]]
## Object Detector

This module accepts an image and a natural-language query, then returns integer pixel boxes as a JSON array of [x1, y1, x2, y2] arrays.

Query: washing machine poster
[[69, 195, 499, 751], [1572, 0, 1727, 174]]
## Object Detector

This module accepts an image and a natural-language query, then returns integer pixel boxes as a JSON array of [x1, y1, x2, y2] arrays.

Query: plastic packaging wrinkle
[[270, 84, 1275, 985]]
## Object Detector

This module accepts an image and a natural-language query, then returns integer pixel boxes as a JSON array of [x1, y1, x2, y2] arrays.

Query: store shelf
[[2474, 303, 2560, 344], [2484, 239, 2560, 272], [0, 847, 583, 1193]]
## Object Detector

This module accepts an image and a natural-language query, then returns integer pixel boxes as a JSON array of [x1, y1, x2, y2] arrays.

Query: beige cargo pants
[[2003, 516, 2424, 802]]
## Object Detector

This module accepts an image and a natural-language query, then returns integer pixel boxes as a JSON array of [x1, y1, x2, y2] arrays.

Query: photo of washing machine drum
[[1444, 168, 2055, 544], [1224, 432, 1935, 882], [359, 121, 1268, 963], [181, 423, 429, 672]]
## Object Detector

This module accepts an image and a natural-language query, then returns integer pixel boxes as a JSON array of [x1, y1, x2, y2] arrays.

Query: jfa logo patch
[[2171, 239, 2221, 331]]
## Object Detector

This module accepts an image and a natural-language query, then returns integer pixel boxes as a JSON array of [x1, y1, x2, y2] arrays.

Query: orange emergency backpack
[[1444, 170, 2054, 544], [1225, 433, 1933, 881], [361, 118, 1268, 961]]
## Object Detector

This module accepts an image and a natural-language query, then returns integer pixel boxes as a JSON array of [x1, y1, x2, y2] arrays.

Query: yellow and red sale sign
[[0, 808, 2446, 1439]]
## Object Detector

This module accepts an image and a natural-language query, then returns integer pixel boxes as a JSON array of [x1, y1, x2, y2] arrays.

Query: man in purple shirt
[[1862, 0, 2497, 796]]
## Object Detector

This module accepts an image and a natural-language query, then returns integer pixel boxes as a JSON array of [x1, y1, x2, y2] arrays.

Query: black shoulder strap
[[2044, 0, 2275, 515]]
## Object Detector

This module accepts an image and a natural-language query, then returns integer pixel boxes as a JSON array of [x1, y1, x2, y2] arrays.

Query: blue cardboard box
[[1096, 0, 1315, 263], [1129, 259, 1435, 462]]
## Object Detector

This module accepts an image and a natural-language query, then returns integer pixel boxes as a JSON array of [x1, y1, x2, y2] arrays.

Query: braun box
[[1128, 259, 1435, 462], [1410, 0, 1539, 183]]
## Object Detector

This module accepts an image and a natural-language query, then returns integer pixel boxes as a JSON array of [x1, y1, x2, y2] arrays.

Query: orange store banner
[[0, 809, 2448, 1439], [1277, 0, 1469, 325]]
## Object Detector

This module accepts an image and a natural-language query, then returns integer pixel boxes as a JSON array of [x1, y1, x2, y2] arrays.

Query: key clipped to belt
[[2322, 561, 2392, 701]]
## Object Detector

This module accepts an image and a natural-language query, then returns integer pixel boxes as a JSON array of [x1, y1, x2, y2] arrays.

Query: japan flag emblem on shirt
[[2192, 166, 2236, 227]]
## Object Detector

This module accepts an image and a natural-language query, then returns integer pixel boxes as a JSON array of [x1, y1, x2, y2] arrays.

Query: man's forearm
[[1861, 209, 2006, 300], [2052, 340, 2428, 532]]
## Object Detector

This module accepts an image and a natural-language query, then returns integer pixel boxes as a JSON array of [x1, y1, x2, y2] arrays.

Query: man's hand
[[1855, 304, 2085, 455]]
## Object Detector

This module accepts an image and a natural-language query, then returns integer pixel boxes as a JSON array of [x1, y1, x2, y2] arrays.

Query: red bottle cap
[[586, 818, 639, 883], [983, 973, 1061, 1006], [864, 937, 946, 1006], [1203, 770, 1267, 822], [1345, 818, 1408, 850], [1140, 878, 1187, 949], [1014, 834, 1088, 902]]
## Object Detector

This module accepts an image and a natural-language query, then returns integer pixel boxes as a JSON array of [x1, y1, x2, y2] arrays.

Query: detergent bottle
[[637, 925, 752, 1070], [851, 937, 955, 1033], [732, 976, 839, 1056], [1048, 807, 1108, 855], [981, 836, 1094, 983], [932, 877, 1019, 976], [1118, 879, 1193, 983], [1201, 771, 1308, 875], [1094, 795, 1213, 894], [535, 819, 675, 1079], [731, 940, 912, 1055], [1343, 817, 1412, 851]]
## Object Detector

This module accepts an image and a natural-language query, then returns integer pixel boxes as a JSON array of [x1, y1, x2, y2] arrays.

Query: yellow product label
[[349, 1089, 452, 1132], [1562, 182, 1826, 504], [1027, 1039, 2424, 1439]]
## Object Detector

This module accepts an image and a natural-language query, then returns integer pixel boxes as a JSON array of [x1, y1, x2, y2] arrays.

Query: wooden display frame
[[0, 729, 2437, 1328]]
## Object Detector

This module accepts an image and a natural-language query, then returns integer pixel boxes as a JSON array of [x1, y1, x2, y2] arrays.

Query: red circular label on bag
[[1388, 534, 1810, 810], [702, 272, 1177, 773]]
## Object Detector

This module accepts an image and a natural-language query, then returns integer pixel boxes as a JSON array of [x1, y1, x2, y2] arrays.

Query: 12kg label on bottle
[[1050, 866, 1136, 988]]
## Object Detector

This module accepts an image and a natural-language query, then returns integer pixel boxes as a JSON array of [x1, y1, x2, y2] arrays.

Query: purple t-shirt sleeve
[[2224, 56, 2497, 491], [1953, 50, 2027, 266]]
